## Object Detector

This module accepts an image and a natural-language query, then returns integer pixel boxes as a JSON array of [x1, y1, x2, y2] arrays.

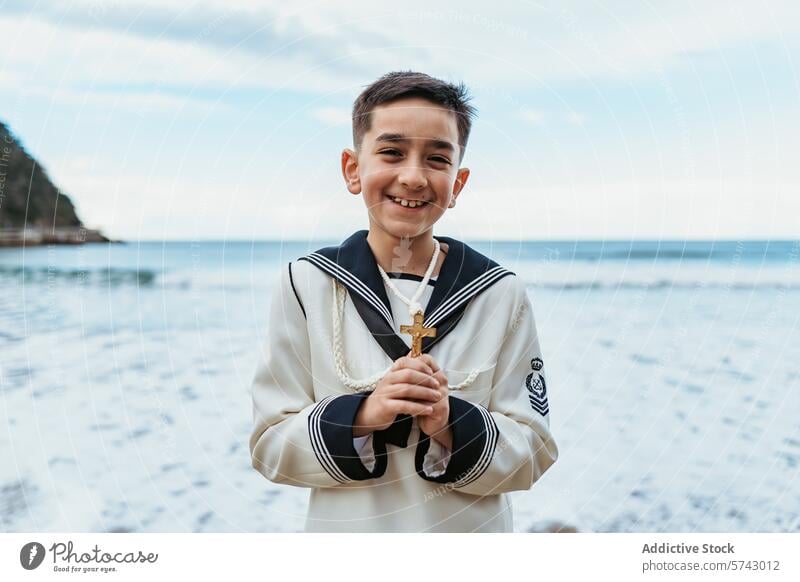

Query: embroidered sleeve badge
[[525, 357, 549, 416]]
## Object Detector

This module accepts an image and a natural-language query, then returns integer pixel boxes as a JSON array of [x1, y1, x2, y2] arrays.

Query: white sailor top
[[249, 230, 558, 532]]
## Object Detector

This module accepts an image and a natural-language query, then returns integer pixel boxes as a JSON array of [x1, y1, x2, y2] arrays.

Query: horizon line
[[112, 237, 800, 244]]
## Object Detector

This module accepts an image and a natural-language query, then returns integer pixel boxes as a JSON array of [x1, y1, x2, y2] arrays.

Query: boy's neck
[[366, 229, 445, 278]]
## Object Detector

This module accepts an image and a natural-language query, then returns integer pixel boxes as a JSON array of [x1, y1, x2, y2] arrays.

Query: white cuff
[[353, 434, 376, 472], [422, 437, 451, 477]]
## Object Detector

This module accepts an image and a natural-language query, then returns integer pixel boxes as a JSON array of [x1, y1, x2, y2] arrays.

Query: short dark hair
[[351, 71, 477, 162]]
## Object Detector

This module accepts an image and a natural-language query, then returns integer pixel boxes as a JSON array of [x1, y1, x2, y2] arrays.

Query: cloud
[[3, 1, 798, 240], [5, 16, 359, 86], [17, 84, 224, 115], [2, 0, 395, 68], [564, 111, 586, 126], [3, 0, 798, 99], [519, 107, 545, 125], [308, 106, 351, 126], [518, 108, 588, 127], [433, 180, 800, 240]]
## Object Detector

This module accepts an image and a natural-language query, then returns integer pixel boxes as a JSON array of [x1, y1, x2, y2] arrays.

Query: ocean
[[1, 239, 799, 532]]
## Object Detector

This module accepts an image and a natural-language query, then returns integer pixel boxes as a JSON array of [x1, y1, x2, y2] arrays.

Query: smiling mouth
[[385, 195, 430, 209]]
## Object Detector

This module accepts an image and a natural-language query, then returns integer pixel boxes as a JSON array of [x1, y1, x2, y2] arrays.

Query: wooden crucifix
[[400, 310, 437, 358]]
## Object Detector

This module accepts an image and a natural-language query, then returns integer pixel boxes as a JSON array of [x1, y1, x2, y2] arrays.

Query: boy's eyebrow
[[374, 132, 456, 154]]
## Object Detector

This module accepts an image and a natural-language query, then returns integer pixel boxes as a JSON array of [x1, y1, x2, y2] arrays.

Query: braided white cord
[[446, 367, 480, 391], [330, 277, 480, 392], [331, 279, 390, 392]]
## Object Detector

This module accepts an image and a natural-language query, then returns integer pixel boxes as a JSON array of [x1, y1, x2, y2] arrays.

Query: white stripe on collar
[[425, 266, 510, 327], [305, 253, 394, 327]]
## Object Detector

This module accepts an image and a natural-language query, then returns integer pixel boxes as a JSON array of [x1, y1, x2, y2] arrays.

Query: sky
[[1, 0, 798, 241]]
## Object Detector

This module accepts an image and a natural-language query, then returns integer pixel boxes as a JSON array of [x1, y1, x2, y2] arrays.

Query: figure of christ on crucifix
[[400, 310, 437, 357]]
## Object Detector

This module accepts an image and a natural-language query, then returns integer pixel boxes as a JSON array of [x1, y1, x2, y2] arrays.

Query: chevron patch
[[526, 371, 549, 416]]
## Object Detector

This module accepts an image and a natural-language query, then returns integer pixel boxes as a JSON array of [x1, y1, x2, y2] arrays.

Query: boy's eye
[[378, 150, 451, 165]]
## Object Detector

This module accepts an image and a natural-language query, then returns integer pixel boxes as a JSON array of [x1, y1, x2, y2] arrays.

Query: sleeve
[[414, 276, 558, 494], [353, 435, 376, 472], [249, 262, 388, 488], [353, 433, 450, 476], [422, 438, 451, 478]]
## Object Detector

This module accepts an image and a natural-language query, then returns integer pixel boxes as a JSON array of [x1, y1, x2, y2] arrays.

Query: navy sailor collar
[[298, 230, 514, 359]]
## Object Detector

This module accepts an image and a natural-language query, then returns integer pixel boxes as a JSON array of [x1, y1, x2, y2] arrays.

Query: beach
[[1, 240, 798, 532]]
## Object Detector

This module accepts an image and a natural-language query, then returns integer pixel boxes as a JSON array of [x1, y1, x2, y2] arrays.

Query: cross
[[400, 310, 437, 358]]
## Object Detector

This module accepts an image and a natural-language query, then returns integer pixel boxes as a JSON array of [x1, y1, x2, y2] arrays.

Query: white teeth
[[391, 197, 426, 208]]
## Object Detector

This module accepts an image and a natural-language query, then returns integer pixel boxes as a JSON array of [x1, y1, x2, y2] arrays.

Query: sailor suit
[[249, 230, 558, 532]]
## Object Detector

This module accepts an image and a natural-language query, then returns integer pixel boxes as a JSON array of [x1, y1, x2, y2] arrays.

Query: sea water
[[1, 239, 798, 532]]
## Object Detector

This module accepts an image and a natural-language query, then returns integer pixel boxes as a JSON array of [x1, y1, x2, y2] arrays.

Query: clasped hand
[[353, 352, 451, 446]]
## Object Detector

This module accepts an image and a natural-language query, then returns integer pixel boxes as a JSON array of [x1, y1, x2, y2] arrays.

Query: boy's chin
[[373, 220, 431, 240]]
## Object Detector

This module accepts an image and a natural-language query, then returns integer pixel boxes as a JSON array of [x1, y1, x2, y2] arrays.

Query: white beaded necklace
[[376, 238, 440, 319]]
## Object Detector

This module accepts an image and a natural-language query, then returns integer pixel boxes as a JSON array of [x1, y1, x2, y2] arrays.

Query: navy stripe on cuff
[[309, 392, 388, 482]]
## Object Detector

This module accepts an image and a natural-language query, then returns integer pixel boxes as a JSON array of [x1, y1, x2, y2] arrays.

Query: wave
[[0, 265, 158, 286], [584, 250, 723, 260], [527, 280, 800, 291], [489, 241, 800, 263], [2, 264, 799, 292]]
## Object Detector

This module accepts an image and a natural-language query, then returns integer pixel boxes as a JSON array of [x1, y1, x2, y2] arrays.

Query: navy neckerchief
[[298, 230, 514, 447]]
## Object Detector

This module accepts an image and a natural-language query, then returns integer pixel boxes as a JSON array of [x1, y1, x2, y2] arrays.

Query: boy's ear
[[341, 148, 361, 194], [450, 167, 470, 207]]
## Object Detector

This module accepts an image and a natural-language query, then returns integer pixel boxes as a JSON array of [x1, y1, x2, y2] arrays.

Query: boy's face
[[341, 96, 470, 241]]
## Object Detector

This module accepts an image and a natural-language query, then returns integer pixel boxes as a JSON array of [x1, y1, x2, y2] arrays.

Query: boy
[[249, 71, 558, 532]]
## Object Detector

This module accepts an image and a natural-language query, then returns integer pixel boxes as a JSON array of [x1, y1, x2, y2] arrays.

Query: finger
[[408, 353, 440, 374], [415, 359, 435, 377], [391, 384, 443, 403], [418, 354, 441, 373], [395, 356, 434, 376], [391, 369, 440, 389], [393, 356, 415, 370], [432, 370, 448, 391], [390, 399, 435, 417]]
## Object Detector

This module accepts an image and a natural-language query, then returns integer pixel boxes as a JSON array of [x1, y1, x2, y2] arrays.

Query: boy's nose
[[398, 164, 428, 191]]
